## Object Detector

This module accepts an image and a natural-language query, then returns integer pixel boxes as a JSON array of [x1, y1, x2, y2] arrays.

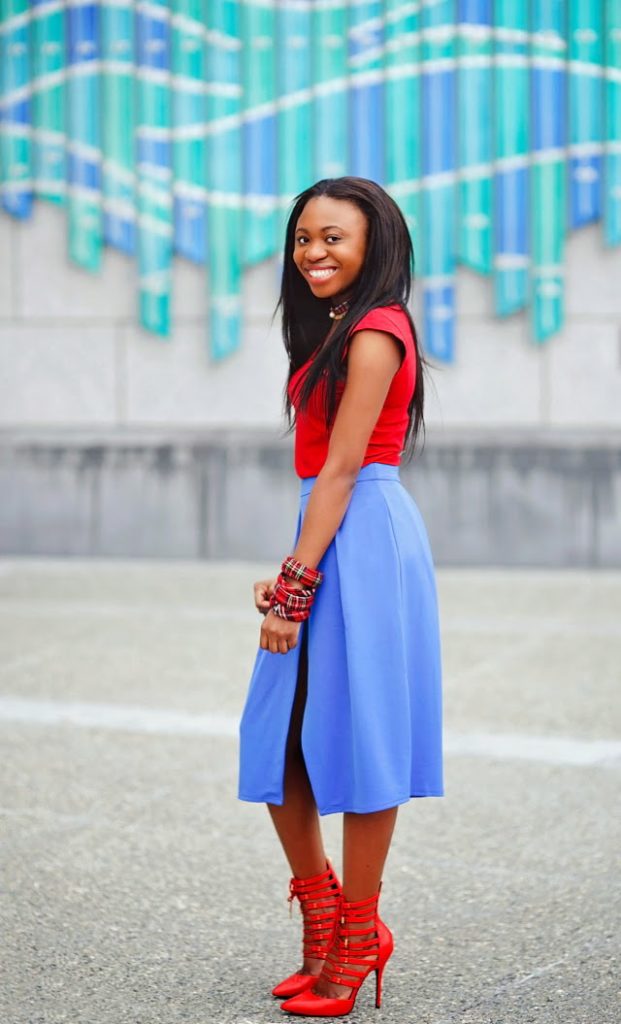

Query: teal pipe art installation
[[531, 0, 566, 342], [242, 0, 277, 265], [67, 0, 102, 271], [32, 0, 66, 205], [136, 0, 172, 335], [102, 0, 134, 254], [385, 0, 420, 251], [313, 1, 347, 183], [173, 0, 208, 265], [1, 1, 620, 362], [457, 0, 492, 276], [604, 0, 621, 245], [206, 0, 242, 359], [421, 0, 457, 360], [1, 0, 33, 219], [494, 0, 529, 317]]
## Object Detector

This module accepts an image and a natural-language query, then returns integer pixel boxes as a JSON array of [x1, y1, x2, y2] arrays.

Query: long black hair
[[276, 176, 426, 461]]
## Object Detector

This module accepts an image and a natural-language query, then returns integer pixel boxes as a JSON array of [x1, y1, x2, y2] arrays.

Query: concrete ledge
[[1, 428, 620, 566]]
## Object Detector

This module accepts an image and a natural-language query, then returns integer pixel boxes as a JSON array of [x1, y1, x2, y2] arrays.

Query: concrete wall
[[1, 205, 621, 565], [2, 429, 619, 566]]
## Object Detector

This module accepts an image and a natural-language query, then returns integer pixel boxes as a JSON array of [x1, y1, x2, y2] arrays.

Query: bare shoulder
[[346, 327, 404, 376]]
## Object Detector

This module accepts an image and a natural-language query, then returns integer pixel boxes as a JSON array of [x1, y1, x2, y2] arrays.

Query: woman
[[238, 176, 443, 1017]]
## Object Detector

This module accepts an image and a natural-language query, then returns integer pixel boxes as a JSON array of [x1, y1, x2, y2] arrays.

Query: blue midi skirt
[[238, 461, 443, 815]]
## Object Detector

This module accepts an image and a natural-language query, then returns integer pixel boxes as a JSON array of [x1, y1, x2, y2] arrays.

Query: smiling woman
[[237, 176, 443, 1018]]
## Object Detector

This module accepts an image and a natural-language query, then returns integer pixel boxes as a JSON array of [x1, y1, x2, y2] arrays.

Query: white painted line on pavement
[[0, 695, 238, 738], [0, 695, 619, 766], [443, 731, 621, 767]]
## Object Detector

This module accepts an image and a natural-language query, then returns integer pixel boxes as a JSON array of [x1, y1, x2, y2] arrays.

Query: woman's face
[[293, 196, 368, 302]]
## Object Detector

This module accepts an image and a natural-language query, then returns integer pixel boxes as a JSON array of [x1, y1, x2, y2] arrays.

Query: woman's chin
[[308, 285, 339, 301]]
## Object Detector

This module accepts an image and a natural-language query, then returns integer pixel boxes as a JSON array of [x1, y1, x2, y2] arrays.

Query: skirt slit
[[280, 619, 315, 796]]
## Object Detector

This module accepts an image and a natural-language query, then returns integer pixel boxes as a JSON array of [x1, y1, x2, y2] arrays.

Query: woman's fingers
[[259, 611, 301, 654], [254, 577, 279, 614]]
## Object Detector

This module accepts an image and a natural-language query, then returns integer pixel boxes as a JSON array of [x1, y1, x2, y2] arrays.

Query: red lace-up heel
[[280, 887, 394, 1017], [272, 860, 343, 999]]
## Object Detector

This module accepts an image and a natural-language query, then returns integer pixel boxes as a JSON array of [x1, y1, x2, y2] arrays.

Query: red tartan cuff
[[281, 555, 324, 589], [269, 573, 318, 622]]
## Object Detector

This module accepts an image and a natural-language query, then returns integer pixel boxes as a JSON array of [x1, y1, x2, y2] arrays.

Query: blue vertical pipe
[[242, 0, 277, 265], [604, 0, 621, 245], [348, 0, 384, 182], [457, 0, 492, 273], [136, 0, 173, 335], [67, 0, 102, 269], [172, 0, 207, 263], [1, 0, 33, 218], [493, 0, 530, 315], [568, 0, 603, 228], [31, 0, 66, 205], [206, 0, 242, 359], [421, 0, 457, 362], [101, 0, 135, 254], [531, 0, 566, 343]]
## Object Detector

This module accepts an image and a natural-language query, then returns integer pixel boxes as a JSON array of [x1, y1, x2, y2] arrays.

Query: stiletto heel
[[272, 860, 342, 999], [281, 886, 394, 1017]]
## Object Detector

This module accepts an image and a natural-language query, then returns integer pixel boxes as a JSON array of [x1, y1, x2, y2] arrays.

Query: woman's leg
[[267, 623, 327, 879], [342, 806, 398, 900], [311, 806, 399, 1000], [267, 624, 331, 977]]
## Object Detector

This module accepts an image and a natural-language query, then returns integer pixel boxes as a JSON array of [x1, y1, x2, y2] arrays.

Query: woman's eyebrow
[[295, 224, 344, 232]]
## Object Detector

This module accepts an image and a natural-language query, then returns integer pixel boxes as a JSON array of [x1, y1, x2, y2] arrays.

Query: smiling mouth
[[306, 267, 338, 280]]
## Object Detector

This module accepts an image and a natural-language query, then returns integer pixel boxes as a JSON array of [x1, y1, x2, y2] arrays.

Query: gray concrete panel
[[0, 325, 118, 426], [0, 214, 14, 317], [1, 430, 620, 566]]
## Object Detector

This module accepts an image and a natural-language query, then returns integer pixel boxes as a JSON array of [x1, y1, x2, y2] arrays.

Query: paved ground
[[0, 558, 619, 1024]]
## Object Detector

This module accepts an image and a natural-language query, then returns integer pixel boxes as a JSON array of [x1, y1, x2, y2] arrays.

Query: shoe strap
[[287, 861, 342, 960], [321, 892, 382, 991]]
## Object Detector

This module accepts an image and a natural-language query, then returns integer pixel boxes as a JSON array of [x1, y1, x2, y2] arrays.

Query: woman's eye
[[326, 235, 341, 243], [296, 236, 308, 245]]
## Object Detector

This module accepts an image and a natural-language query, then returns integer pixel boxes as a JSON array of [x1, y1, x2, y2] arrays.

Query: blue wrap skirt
[[238, 461, 443, 815]]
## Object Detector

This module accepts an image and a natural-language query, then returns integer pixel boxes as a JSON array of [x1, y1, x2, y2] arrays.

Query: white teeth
[[308, 268, 337, 279]]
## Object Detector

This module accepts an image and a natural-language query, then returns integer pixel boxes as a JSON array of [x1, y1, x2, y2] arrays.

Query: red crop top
[[287, 304, 416, 478]]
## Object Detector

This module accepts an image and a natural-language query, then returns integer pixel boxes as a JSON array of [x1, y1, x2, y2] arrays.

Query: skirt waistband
[[300, 461, 401, 496]]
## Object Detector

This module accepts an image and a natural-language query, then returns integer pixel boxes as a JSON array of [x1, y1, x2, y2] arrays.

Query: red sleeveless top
[[287, 304, 416, 479]]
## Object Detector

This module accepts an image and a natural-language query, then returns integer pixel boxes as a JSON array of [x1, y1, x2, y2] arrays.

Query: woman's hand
[[253, 577, 278, 615], [260, 609, 302, 655]]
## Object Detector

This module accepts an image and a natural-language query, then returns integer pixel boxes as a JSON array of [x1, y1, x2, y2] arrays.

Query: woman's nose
[[306, 239, 328, 260]]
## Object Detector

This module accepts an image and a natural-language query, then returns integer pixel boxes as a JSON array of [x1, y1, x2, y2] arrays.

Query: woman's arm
[[259, 327, 403, 652]]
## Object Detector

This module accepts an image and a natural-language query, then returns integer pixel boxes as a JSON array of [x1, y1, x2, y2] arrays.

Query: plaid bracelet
[[272, 578, 315, 610], [281, 555, 324, 589], [269, 575, 317, 621], [270, 602, 311, 622]]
